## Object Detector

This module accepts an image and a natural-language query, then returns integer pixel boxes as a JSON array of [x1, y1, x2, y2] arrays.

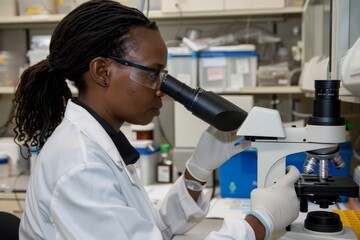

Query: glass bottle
[[156, 143, 173, 183]]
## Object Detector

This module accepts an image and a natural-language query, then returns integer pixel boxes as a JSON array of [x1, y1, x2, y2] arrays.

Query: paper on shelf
[[206, 198, 250, 219]]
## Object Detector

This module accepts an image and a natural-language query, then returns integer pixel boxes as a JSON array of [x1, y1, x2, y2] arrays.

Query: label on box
[[236, 58, 250, 74], [207, 67, 224, 81], [230, 74, 244, 88]]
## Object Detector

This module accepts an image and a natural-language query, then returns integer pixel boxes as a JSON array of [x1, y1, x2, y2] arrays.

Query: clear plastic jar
[[0, 153, 9, 178]]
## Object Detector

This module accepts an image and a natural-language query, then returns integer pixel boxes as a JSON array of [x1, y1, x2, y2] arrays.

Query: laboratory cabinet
[[0, 192, 25, 218]]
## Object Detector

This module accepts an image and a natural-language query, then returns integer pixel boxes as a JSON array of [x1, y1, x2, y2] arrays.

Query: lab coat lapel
[[64, 100, 138, 186]]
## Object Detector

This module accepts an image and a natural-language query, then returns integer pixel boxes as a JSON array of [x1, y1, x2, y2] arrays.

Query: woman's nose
[[155, 89, 165, 97]]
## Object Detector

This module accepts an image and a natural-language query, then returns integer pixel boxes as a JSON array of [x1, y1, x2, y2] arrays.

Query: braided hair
[[10, 0, 158, 156]]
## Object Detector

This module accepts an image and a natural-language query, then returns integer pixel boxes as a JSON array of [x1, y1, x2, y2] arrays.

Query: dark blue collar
[[72, 98, 139, 165]]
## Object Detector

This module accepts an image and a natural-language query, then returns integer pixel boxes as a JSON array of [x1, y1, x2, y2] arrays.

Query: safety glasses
[[108, 56, 168, 90]]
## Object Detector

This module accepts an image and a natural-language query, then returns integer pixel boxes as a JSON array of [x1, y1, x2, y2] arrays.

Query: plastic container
[[219, 142, 353, 198], [257, 63, 290, 86], [30, 35, 51, 50], [56, 0, 77, 14], [30, 147, 39, 173], [0, 137, 30, 176], [130, 123, 155, 141], [199, 45, 257, 92], [0, 51, 24, 87], [132, 140, 160, 185], [0, 153, 9, 178], [27, 50, 49, 66], [167, 47, 198, 88], [0, 0, 17, 16], [18, 0, 56, 15]]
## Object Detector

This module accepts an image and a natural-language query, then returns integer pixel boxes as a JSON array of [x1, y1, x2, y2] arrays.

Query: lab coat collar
[[64, 99, 128, 171], [71, 98, 140, 165]]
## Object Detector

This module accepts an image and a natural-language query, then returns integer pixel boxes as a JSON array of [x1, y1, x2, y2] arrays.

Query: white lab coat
[[19, 99, 255, 240]]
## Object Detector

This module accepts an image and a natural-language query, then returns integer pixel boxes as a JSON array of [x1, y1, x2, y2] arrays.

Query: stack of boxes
[[167, 44, 258, 92]]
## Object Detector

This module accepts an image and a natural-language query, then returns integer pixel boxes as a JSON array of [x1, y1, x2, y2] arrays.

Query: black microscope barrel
[[160, 74, 248, 131], [308, 80, 345, 126]]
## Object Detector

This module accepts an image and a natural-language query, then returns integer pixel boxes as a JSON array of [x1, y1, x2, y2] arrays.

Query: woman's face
[[104, 27, 168, 128]]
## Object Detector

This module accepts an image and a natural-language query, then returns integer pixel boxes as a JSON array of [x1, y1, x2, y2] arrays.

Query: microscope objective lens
[[318, 159, 329, 181]]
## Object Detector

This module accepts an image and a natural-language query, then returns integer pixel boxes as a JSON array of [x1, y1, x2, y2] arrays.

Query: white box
[[18, 0, 56, 15], [199, 45, 257, 92], [167, 47, 198, 88], [0, 0, 17, 16], [174, 95, 254, 148], [224, 0, 285, 10], [161, 0, 223, 13], [27, 50, 49, 66], [0, 51, 24, 86]]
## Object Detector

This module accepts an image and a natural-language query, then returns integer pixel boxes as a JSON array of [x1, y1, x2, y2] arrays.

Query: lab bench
[[0, 175, 28, 218], [1, 176, 358, 239], [172, 199, 358, 239], [0, 192, 25, 218]]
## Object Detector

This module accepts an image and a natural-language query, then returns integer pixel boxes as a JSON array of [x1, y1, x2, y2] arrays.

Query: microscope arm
[[237, 107, 346, 188], [252, 141, 336, 188]]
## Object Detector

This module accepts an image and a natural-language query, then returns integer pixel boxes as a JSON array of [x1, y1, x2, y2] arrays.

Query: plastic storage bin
[[219, 142, 352, 198], [0, 51, 24, 87], [167, 47, 198, 88], [257, 63, 290, 86], [131, 140, 160, 185], [199, 45, 257, 92], [18, 0, 56, 15]]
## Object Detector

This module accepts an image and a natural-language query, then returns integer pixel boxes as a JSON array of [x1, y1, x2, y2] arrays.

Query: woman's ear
[[89, 57, 109, 87]]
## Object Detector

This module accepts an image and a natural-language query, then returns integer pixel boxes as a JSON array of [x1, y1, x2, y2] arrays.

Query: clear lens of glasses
[[129, 67, 167, 90]]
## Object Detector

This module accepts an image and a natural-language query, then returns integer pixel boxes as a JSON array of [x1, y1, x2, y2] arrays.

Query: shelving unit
[[0, 5, 305, 96], [0, 6, 304, 28], [0, 86, 17, 94]]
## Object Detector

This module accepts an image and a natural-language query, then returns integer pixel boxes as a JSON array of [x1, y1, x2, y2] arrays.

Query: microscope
[[237, 79, 359, 239], [160, 74, 359, 239]]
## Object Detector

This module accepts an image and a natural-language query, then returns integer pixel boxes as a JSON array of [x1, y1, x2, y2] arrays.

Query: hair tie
[[46, 55, 54, 73]]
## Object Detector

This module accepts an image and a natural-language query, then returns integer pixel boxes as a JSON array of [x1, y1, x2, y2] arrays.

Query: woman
[[11, 1, 299, 239]]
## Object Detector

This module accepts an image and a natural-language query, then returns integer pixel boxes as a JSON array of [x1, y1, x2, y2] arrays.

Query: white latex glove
[[248, 166, 300, 239], [186, 125, 251, 182]]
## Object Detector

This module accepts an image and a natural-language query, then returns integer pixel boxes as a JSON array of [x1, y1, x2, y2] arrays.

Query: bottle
[[156, 143, 173, 183], [130, 122, 155, 141], [0, 153, 9, 178], [30, 146, 39, 174]]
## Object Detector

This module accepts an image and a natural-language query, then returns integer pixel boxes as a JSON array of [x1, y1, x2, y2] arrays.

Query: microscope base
[[273, 223, 357, 240]]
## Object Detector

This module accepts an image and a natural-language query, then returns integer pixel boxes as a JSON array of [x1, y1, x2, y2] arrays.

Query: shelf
[[340, 96, 360, 104], [0, 7, 303, 28], [0, 86, 302, 95], [238, 86, 302, 94], [149, 7, 303, 19], [0, 86, 17, 94], [0, 85, 78, 95]]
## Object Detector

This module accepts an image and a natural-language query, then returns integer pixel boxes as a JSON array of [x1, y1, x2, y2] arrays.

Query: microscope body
[[237, 106, 346, 189], [161, 73, 358, 239], [237, 80, 359, 239], [237, 107, 358, 239]]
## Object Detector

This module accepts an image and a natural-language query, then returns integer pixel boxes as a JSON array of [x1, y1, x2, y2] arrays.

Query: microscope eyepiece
[[160, 74, 248, 131], [308, 80, 345, 126]]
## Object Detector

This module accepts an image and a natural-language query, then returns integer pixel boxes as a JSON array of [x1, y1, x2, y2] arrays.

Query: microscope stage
[[295, 175, 359, 199]]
